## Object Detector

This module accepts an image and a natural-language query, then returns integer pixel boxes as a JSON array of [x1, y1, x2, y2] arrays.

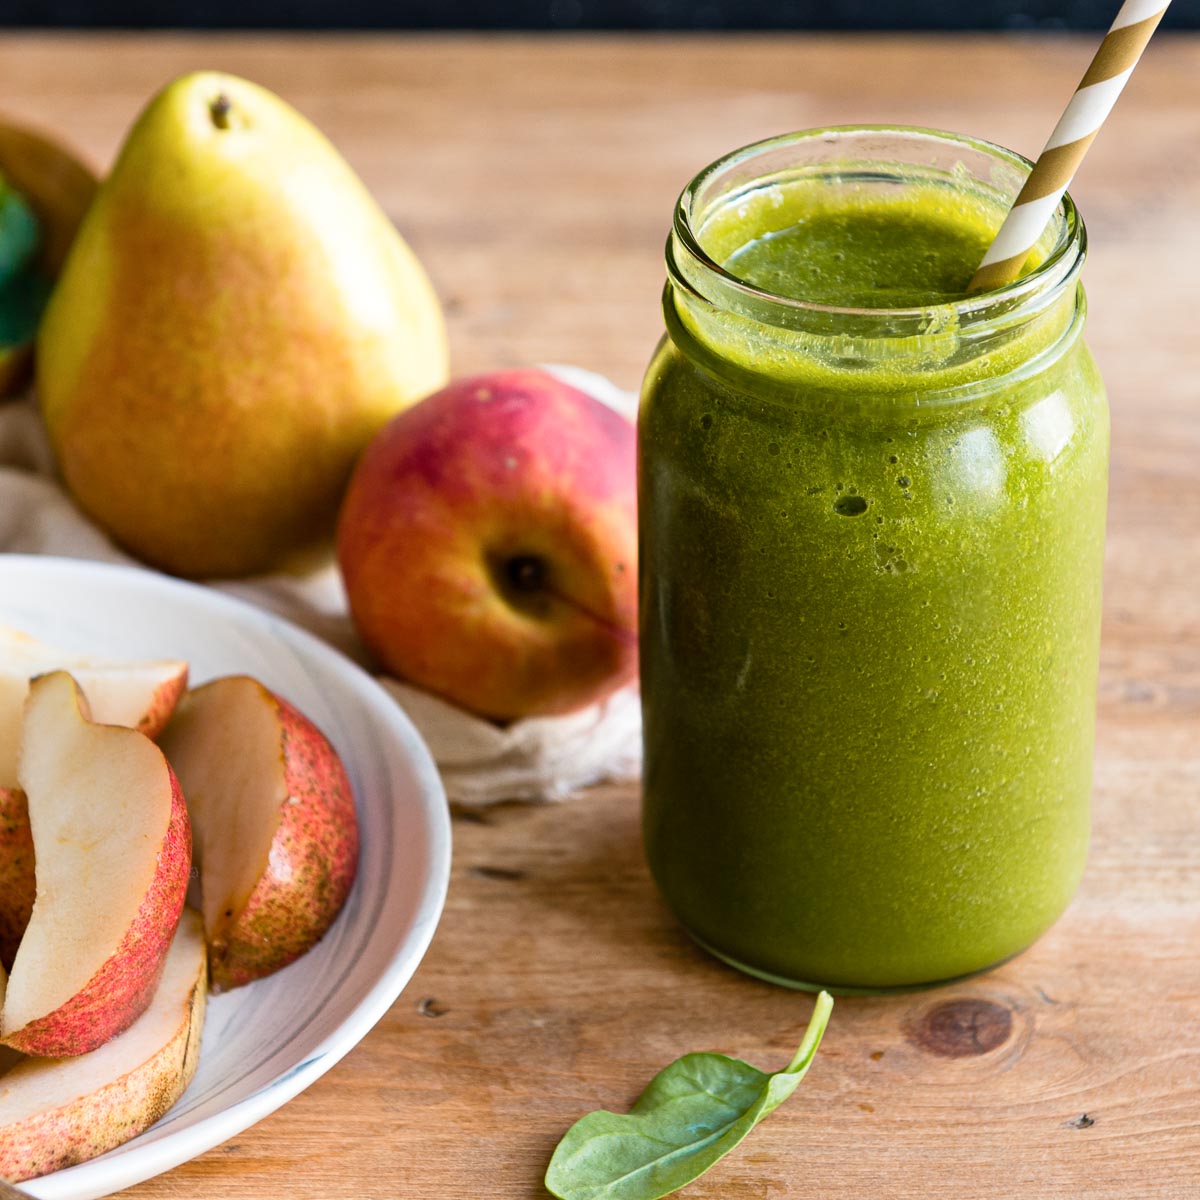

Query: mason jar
[[639, 126, 1109, 992]]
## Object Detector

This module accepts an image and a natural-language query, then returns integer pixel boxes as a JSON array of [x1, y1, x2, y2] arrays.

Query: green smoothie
[[639, 128, 1108, 991]]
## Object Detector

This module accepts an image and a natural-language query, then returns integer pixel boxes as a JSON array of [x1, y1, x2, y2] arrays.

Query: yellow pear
[[36, 72, 448, 577]]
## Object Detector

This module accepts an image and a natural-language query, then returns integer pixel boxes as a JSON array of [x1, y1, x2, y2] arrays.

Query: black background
[[4, 0, 1198, 30]]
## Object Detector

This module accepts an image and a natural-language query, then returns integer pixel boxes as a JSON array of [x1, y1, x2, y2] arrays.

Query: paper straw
[[968, 0, 1172, 294]]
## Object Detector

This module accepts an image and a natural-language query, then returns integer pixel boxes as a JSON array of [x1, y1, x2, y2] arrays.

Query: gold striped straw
[[968, 0, 1172, 294]]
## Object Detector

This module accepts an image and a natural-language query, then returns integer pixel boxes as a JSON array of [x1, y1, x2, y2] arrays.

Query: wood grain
[[1, 31, 1198, 1199]]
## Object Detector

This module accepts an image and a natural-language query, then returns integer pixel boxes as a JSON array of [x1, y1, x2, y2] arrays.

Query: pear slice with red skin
[[0, 120, 98, 278], [1, 672, 191, 1057], [0, 908, 206, 1183], [0, 630, 188, 969], [0, 625, 188, 787], [0, 784, 33, 970], [159, 675, 358, 992]]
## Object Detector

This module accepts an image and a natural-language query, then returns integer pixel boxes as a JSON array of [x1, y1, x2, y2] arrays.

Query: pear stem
[[209, 94, 234, 131]]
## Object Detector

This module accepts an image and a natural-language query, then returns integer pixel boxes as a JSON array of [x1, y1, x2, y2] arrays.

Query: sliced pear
[[0, 625, 188, 786], [0, 629, 188, 963], [160, 675, 358, 991], [1, 672, 191, 1057], [0, 784, 33, 970], [0, 908, 206, 1183]]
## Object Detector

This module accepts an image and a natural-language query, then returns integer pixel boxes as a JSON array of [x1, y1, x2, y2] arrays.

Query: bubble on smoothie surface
[[834, 494, 869, 516]]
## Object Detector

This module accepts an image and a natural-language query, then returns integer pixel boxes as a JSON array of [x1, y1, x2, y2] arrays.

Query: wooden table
[[3, 31, 1199, 1200]]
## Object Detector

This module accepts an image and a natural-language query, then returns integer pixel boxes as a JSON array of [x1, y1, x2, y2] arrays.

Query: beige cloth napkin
[[0, 365, 642, 806]]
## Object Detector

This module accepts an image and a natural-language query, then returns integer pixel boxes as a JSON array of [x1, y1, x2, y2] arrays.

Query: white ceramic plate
[[0, 555, 451, 1200]]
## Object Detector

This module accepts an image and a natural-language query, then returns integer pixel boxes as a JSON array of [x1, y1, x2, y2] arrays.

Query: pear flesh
[[159, 674, 359, 991], [0, 909, 206, 1184], [0, 624, 187, 787], [2, 672, 191, 1057]]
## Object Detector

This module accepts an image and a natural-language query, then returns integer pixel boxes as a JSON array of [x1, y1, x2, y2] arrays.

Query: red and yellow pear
[[337, 368, 639, 721]]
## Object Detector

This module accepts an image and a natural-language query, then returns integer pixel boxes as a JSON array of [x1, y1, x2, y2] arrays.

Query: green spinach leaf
[[0, 265, 52, 349], [0, 180, 40, 290], [545, 990, 833, 1200]]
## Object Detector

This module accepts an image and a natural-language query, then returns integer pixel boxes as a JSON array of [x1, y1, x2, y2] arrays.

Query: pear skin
[[36, 72, 449, 578]]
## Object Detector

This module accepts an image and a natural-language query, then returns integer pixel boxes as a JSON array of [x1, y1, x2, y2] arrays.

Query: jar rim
[[670, 124, 1086, 334]]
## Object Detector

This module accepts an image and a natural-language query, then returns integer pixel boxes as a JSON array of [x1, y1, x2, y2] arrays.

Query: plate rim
[[0, 554, 452, 1200]]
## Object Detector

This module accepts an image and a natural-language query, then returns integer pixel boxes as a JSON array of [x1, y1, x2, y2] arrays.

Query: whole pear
[[36, 73, 449, 577]]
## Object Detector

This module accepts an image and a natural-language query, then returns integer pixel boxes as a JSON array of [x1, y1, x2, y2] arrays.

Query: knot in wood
[[911, 998, 1012, 1058]]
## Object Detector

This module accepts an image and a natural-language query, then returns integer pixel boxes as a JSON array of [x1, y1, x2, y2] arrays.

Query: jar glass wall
[[639, 126, 1109, 993]]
